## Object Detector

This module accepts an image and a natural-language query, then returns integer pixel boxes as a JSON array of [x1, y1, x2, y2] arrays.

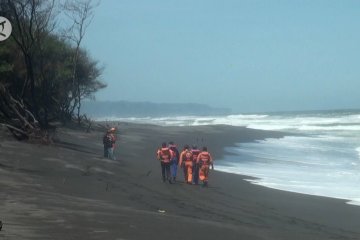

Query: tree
[[0, 0, 106, 140], [5, 0, 57, 123], [62, 0, 99, 124]]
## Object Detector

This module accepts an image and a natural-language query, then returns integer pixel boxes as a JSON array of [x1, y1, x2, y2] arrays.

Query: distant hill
[[81, 101, 232, 118]]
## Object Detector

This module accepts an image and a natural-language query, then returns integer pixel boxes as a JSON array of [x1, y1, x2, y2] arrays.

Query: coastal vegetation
[[0, 0, 105, 140]]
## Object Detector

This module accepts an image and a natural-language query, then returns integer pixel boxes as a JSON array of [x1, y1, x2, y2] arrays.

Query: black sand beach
[[1, 123, 360, 240]]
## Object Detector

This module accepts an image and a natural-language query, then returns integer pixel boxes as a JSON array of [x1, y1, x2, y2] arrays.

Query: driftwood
[[81, 114, 93, 133], [0, 83, 43, 141]]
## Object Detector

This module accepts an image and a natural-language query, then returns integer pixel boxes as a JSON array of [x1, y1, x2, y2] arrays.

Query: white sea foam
[[356, 147, 360, 159], [216, 129, 360, 206], [95, 112, 360, 133], [348, 199, 360, 206], [96, 110, 360, 205], [213, 110, 360, 205]]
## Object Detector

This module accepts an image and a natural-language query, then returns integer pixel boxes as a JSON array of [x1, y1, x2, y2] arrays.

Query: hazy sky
[[82, 0, 360, 113]]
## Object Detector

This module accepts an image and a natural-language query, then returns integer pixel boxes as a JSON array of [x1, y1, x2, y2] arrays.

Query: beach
[[1, 123, 360, 240]]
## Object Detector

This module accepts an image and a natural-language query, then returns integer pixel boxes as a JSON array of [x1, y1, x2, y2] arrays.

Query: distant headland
[[82, 101, 232, 118]]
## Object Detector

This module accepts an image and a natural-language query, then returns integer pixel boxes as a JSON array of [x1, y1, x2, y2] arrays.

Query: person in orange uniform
[[179, 145, 193, 184], [196, 146, 214, 187], [157, 142, 173, 183], [109, 127, 117, 160], [191, 145, 201, 185]]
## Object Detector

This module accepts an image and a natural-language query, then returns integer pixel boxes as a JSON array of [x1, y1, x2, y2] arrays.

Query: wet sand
[[1, 123, 360, 240]]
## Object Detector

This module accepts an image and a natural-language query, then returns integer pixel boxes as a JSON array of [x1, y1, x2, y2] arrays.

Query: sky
[[82, 0, 360, 113]]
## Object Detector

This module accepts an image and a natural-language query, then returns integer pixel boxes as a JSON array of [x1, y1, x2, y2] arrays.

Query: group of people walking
[[156, 142, 214, 187], [102, 128, 214, 186]]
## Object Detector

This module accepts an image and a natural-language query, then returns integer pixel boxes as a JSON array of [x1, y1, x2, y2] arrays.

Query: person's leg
[[161, 162, 166, 182], [183, 165, 187, 182], [110, 148, 116, 160], [170, 162, 176, 180], [165, 163, 171, 183], [193, 164, 199, 184], [187, 163, 193, 184], [172, 160, 178, 182], [203, 166, 209, 187], [199, 165, 205, 184], [104, 145, 108, 158], [107, 148, 114, 159]]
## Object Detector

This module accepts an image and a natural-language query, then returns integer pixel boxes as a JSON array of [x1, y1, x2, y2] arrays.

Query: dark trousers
[[193, 164, 199, 184], [183, 164, 188, 181], [103, 145, 108, 158], [160, 161, 171, 182]]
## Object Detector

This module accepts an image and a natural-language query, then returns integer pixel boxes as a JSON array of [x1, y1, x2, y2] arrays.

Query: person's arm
[[170, 149, 175, 161], [111, 134, 116, 148], [196, 152, 202, 164], [209, 153, 214, 170], [178, 151, 184, 167], [156, 149, 161, 160]]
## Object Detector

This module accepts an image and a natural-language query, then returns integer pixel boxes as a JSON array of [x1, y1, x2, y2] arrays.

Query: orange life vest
[[184, 150, 193, 162], [160, 148, 171, 162], [199, 152, 211, 165]]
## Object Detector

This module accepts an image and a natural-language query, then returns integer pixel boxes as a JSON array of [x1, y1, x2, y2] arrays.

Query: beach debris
[[93, 229, 109, 233], [105, 182, 114, 192], [157, 209, 166, 214], [82, 165, 92, 176], [0, 220, 3, 231]]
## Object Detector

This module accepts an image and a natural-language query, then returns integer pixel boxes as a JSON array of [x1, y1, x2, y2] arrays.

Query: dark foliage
[[0, 0, 105, 140]]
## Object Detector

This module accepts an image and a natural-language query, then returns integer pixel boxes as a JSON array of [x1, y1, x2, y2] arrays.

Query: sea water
[[97, 110, 360, 205]]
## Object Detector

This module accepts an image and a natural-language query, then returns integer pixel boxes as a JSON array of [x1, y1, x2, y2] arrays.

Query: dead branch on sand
[[0, 83, 50, 142]]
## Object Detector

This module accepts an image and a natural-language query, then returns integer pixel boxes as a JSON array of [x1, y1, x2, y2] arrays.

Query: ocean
[[97, 110, 360, 205]]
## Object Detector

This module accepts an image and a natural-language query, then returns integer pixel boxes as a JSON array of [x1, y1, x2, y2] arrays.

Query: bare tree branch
[[61, 0, 100, 124]]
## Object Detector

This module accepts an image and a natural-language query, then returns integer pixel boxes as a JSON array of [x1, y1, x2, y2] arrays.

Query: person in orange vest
[[191, 145, 201, 185], [196, 146, 214, 187], [157, 142, 173, 183], [108, 127, 117, 160], [179, 145, 193, 184]]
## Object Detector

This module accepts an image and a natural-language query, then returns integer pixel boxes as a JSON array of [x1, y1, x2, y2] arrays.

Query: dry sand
[[1, 123, 360, 240]]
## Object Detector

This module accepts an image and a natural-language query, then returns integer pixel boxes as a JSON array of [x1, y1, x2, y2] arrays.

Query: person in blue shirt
[[168, 141, 180, 183]]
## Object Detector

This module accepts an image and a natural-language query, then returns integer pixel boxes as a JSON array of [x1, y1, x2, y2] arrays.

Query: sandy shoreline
[[1, 123, 360, 240]]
